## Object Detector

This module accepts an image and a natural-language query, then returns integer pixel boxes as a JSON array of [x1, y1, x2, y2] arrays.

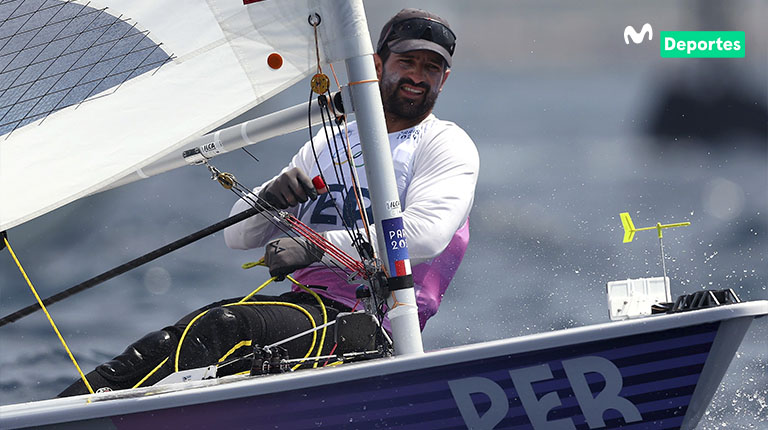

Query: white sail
[[0, 0, 368, 232]]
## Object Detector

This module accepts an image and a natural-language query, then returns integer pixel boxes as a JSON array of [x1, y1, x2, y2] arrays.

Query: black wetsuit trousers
[[59, 291, 349, 397]]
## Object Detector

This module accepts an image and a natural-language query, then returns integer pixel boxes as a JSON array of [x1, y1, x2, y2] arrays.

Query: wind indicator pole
[[620, 212, 691, 288]]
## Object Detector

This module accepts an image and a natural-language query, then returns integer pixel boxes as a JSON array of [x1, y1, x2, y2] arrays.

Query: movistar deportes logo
[[624, 23, 653, 45], [624, 23, 745, 58]]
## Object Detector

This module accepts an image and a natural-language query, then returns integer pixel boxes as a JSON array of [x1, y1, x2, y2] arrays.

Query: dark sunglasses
[[379, 17, 456, 56]]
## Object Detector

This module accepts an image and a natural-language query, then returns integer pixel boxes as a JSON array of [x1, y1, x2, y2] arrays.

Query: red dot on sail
[[267, 53, 283, 69]]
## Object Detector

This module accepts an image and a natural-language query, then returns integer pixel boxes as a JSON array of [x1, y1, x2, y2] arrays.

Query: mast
[[331, 0, 424, 355]]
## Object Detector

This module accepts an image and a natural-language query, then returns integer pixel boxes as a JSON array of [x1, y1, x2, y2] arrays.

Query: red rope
[[285, 215, 367, 278], [323, 343, 339, 367]]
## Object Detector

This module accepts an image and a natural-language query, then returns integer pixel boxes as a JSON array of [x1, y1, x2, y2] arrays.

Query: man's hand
[[259, 167, 317, 209], [264, 237, 324, 280]]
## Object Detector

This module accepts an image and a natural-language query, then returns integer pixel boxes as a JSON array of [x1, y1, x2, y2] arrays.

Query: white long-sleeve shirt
[[224, 114, 479, 329]]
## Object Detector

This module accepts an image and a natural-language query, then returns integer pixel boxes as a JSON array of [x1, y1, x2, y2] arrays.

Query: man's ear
[[373, 53, 383, 80], [438, 68, 451, 92]]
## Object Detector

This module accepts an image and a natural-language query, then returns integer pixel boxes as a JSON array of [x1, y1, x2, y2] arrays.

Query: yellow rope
[[218, 340, 252, 363], [241, 257, 265, 271], [3, 237, 331, 391], [174, 308, 211, 372], [3, 237, 94, 394], [286, 276, 328, 368], [132, 357, 168, 389], [239, 268, 330, 367], [135, 338, 255, 388], [174, 301, 318, 372], [146, 271, 329, 380], [227, 302, 319, 372], [239, 275, 275, 303], [135, 340, 252, 389]]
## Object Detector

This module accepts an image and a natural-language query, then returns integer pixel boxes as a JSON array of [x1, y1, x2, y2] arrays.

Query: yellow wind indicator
[[620, 212, 690, 243], [619, 212, 691, 288]]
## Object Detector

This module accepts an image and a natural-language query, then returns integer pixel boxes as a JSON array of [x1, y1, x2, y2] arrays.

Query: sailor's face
[[377, 50, 450, 120]]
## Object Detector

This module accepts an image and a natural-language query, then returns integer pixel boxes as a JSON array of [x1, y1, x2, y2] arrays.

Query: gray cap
[[376, 8, 456, 67]]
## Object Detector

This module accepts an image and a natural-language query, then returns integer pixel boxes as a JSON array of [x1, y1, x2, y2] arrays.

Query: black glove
[[259, 167, 317, 210], [264, 237, 324, 280]]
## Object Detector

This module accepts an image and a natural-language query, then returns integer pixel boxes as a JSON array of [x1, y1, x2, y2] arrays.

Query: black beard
[[380, 75, 439, 120]]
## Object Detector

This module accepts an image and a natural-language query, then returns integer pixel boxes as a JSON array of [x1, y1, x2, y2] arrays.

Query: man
[[60, 8, 478, 396]]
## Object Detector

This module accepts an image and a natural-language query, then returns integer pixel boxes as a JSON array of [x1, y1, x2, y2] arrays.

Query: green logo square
[[660, 31, 745, 58]]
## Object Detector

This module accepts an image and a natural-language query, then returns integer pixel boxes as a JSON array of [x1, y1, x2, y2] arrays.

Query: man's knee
[[98, 328, 178, 382], [185, 307, 240, 346], [177, 306, 251, 370]]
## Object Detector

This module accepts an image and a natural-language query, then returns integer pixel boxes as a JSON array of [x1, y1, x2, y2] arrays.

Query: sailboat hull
[[2, 301, 765, 429]]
